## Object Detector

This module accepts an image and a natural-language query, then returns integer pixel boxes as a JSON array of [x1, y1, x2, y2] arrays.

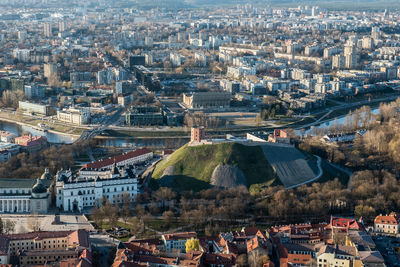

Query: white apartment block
[[57, 107, 90, 125]]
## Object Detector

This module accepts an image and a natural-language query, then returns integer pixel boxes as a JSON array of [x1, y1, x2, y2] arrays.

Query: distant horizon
[[0, 0, 399, 10]]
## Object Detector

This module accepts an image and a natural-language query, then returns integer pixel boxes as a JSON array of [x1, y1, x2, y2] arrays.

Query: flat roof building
[[182, 92, 231, 109]]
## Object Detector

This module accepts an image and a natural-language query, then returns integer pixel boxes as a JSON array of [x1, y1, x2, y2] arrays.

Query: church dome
[[32, 179, 47, 194]]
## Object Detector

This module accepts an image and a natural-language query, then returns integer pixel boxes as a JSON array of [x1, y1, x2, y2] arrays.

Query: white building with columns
[[0, 169, 52, 214], [55, 165, 139, 212]]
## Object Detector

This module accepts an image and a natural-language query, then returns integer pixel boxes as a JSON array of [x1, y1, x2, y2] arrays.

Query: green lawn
[[152, 142, 278, 192], [144, 218, 189, 232], [98, 221, 132, 230]]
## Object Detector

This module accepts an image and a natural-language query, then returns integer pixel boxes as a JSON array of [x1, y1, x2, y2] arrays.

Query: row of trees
[[184, 112, 226, 128], [0, 140, 97, 179], [295, 99, 400, 222], [1, 90, 24, 108], [260, 102, 287, 120], [90, 186, 255, 237], [0, 218, 16, 234]]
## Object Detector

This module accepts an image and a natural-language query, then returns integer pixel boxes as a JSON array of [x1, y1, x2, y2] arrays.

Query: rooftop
[[82, 148, 152, 169]]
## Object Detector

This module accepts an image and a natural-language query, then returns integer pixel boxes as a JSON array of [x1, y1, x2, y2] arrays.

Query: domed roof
[[41, 168, 52, 180], [32, 179, 47, 194]]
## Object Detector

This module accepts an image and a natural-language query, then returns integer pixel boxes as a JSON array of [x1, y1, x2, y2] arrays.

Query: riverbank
[[1, 93, 397, 143], [0, 116, 81, 143], [291, 94, 399, 131], [0, 110, 86, 136]]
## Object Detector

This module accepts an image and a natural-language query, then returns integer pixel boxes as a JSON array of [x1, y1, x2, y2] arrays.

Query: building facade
[[374, 213, 400, 234], [0, 230, 90, 266], [125, 106, 164, 126], [57, 107, 90, 125], [190, 126, 205, 143], [82, 148, 153, 170], [317, 245, 358, 267], [56, 166, 140, 212], [182, 92, 231, 109], [161, 232, 197, 252], [0, 169, 52, 214], [18, 101, 53, 116]]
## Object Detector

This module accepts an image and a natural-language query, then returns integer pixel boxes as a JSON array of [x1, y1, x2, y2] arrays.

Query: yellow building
[[0, 229, 90, 266]]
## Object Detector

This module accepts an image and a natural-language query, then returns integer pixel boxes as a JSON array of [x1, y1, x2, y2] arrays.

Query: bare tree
[[26, 213, 41, 231], [3, 220, 16, 234]]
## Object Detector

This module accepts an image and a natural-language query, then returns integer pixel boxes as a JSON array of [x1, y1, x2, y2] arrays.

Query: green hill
[[152, 142, 280, 192]]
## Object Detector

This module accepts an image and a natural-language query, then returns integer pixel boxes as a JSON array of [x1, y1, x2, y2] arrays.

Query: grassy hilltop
[[152, 142, 279, 192]]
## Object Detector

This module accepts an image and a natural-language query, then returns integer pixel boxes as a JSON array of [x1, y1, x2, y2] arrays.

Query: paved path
[[285, 156, 323, 189], [261, 144, 319, 188]]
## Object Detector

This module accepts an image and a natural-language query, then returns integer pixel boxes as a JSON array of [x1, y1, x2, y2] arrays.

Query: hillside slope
[[152, 142, 279, 191], [260, 144, 320, 188]]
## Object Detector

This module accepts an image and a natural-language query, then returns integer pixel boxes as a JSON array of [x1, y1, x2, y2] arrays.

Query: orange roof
[[124, 241, 159, 254], [264, 261, 275, 267], [331, 217, 364, 230], [203, 253, 236, 266], [162, 232, 197, 241], [374, 214, 399, 225], [288, 253, 312, 265], [67, 229, 90, 248]]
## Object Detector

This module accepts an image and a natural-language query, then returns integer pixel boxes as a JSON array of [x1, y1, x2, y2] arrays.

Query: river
[[0, 106, 381, 146], [300, 107, 380, 135], [0, 120, 75, 144]]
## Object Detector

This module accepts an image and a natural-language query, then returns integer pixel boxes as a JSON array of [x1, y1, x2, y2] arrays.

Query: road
[[257, 155, 323, 201], [74, 107, 124, 143], [285, 156, 323, 190]]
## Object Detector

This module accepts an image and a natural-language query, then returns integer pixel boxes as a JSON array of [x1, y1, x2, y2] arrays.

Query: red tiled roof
[[127, 238, 163, 246], [264, 261, 275, 267], [82, 148, 152, 169], [4, 230, 73, 241], [331, 217, 364, 230], [2, 230, 89, 249], [124, 242, 159, 254], [287, 253, 312, 265], [79, 248, 92, 263], [203, 253, 236, 266], [374, 215, 399, 225], [14, 135, 47, 147], [162, 231, 197, 241], [67, 229, 90, 248], [242, 227, 262, 237], [113, 261, 145, 267]]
